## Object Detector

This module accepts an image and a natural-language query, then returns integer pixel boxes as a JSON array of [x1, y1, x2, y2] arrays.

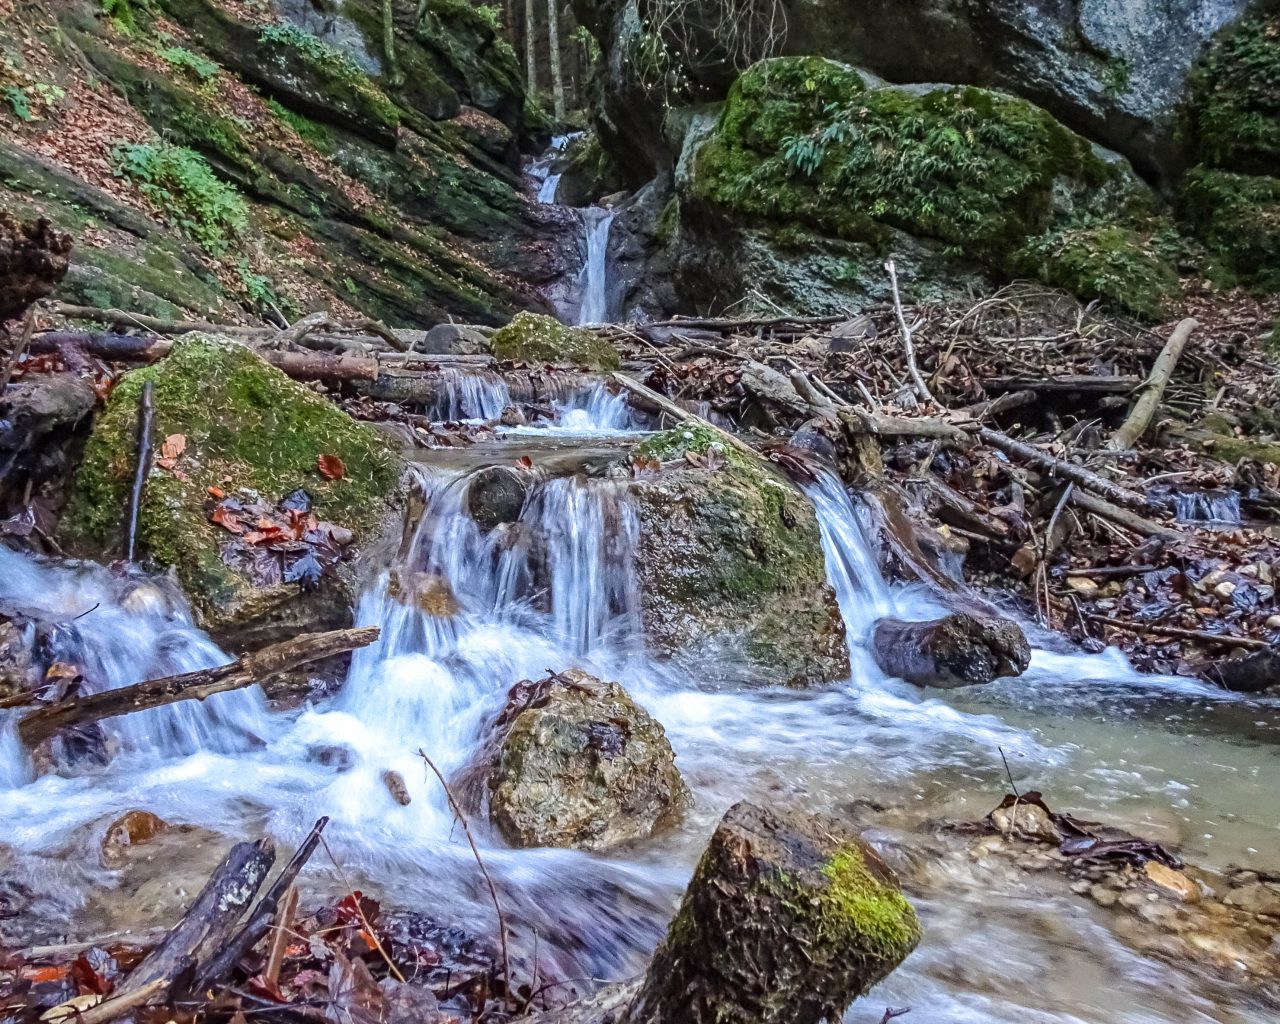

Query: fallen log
[[627, 801, 920, 1024], [611, 371, 763, 462], [841, 407, 973, 446], [979, 427, 1154, 513], [18, 627, 379, 748], [1068, 489, 1182, 540], [123, 381, 154, 563], [48, 303, 268, 338], [1108, 318, 1199, 450], [982, 374, 1141, 394], [118, 838, 276, 994], [1089, 615, 1268, 651]]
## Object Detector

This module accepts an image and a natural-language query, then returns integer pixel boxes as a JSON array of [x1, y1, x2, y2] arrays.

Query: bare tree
[[383, 0, 404, 86], [546, 0, 566, 120], [524, 0, 539, 99]]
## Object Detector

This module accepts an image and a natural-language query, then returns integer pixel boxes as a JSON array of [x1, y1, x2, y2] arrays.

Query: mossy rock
[[61, 336, 405, 641], [1012, 224, 1182, 320], [630, 801, 920, 1024], [1179, 168, 1280, 292], [490, 311, 620, 369], [1189, 12, 1280, 176], [489, 669, 688, 851], [629, 425, 848, 687]]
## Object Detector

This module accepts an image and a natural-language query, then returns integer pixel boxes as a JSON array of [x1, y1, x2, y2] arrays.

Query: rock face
[[871, 612, 1031, 688], [629, 426, 849, 687], [60, 336, 404, 644], [489, 669, 688, 851], [628, 801, 921, 1024]]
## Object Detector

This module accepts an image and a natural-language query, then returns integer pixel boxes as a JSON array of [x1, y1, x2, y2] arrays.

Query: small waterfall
[[551, 384, 638, 434], [804, 471, 897, 632], [1173, 490, 1241, 525], [538, 172, 562, 204], [431, 368, 512, 422], [528, 133, 573, 205], [576, 208, 614, 325]]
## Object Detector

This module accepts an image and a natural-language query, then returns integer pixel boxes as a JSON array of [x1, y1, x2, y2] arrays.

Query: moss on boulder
[[61, 336, 404, 638], [490, 311, 620, 369], [629, 425, 848, 687], [1190, 12, 1280, 176], [1179, 169, 1280, 291], [628, 801, 920, 1024], [489, 669, 688, 851]]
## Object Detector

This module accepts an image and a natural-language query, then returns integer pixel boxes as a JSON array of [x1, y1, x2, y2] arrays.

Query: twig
[[317, 834, 406, 984], [123, 380, 154, 563], [1, 307, 36, 391], [60, 978, 169, 1024], [1088, 615, 1269, 650], [419, 748, 512, 1007], [885, 260, 934, 405], [876, 1009, 911, 1024], [998, 746, 1021, 836], [1109, 318, 1199, 450]]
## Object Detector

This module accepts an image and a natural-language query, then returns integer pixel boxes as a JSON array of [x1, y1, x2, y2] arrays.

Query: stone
[[489, 669, 688, 851], [1201, 648, 1280, 694], [418, 323, 492, 356], [627, 801, 921, 1024], [466, 465, 530, 532], [628, 425, 849, 687], [60, 336, 405, 644], [990, 800, 1062, 844], [490, 312, 620, 370], [871, 612, 1031, 688], [0, 619, 32, 699], [1144, 861, 1201, 903], [1223, 882, 1280, 918], [101, 810, 170, 868]]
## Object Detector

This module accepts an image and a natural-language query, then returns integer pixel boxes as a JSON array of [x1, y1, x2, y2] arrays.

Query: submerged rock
[[489, 312, 620, 370], [628, 801, 921, 1024], [871, 612, 1030, 688], [489, 669, 687, 851], [466, 465, 529, 531], [60, 335, 404, 645], [629, 425, 848, 686]]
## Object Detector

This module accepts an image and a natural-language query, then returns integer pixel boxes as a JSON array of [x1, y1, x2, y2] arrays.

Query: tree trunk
[[546, 0, 565, 120], [524, 0, 539, 99], [383, 0, 404, 86]]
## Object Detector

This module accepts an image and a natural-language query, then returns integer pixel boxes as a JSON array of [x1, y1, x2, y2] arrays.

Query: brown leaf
[[155, 458, 177, 471], [211, 506, 244, 534], [160, 434, 186, 461], [317, 454, 345, 480]]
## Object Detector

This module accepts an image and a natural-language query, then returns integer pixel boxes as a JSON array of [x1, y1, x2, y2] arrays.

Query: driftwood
[[885, 259, 934, 405], [64, 978, 169, 1024], [123, 381, 154, 563], [1067, 489, 1181, 540], [611, 371, 762, 462], [18, 627, 379, 748], [1108, 318, 1199, 450], [49, 303, 268, 338], [982, 374, 1141, 395], [118, 838, 276, 994], [1089, 615, 1269, 651]]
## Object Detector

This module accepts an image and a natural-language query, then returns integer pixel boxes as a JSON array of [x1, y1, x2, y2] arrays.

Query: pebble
[[1090, 884, 1119, 907], [1266, 615, 1280, 630], [1214, 581, 1238, 601]]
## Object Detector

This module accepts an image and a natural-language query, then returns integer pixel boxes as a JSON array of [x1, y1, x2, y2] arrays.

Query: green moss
[[655, 196, 679, 245], [633, 422, 749, 469], [267, 99, 333, 151], [62, 336, 401, 613], [693, 59, 1114, 260], [1190, 13, 1280, 174], [1179, 168, 1280, 292], [490, 311, 620, 368], [1199, 434, 1280, 467], [1014, 225, 1181, 320], [814, 845, 922, 959], [155, 44, 219, 83]]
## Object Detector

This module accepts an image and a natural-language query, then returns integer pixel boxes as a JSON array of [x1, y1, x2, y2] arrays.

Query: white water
[[431, 367, 511, 421], [430, 371, 637, 434], [0, 452, 1277, 1020], [1174, 489, 1242, 525], [527, 133, 572, 205], [576, 208, 614, 325]]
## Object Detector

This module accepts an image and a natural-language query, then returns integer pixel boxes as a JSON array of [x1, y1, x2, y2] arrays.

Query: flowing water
[[575, 208, 614, 325], [1174, 489, 1243, 526], [0, 420, 1278, 1022]]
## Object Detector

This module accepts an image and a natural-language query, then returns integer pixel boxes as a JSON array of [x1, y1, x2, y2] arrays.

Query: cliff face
[[0, 0, 573, 326]]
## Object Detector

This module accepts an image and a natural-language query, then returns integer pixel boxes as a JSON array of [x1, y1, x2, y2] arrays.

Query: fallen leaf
[[211, 506, 244, 534], [317, 455, 345, 480], [160, 434, 186, 461], [155, 458, 177, 471], [208, 486, 226, 499]]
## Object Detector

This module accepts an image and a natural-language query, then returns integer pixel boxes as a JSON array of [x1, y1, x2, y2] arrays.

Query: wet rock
[[0, 618, 32, 698], [627, 801, 921, 1024], [989, 799, 1062, 844], [871, 612, 1030, 688], [489, 669, 687, 851], [1223, 882, 1280, 918], [489, 312, 620, 370], [60, 335, 405, 645], [466, 465, 529, 531], [383, 770, 412, 806], [388, 570, 459, 618], [1144, 861, 1201, 904], [417, 323, 491, 356], [1201, 647, 1280, 694], [629, 425, 849, 687], [101, 810, 170, 868]]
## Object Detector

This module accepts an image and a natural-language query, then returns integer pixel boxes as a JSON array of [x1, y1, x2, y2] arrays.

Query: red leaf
[[208, 486, 226, 499], [515, 455, 533, 469], [317, 455, 345, 480], [211, 506, 244, 534]]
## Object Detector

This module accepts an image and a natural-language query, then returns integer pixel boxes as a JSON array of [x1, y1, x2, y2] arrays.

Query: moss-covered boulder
[[1179, 169, 1280, 292], [627, 801, 920, 1024], [681, 57, 1180, 318], [489, 669, 688, 851], [61, 336, 404, 643], [629, 425, 848, 687], [490, 311, 620, 369]]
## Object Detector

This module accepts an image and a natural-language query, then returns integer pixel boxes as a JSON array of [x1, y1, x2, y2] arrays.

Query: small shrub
[[1190, 13, 1280, 173], [3, 86, 32, 122], [156, 46, 219, 83], [1179, 168, 1280, 291], [100, 0, 151, 33], [112, 142, 249, 254]]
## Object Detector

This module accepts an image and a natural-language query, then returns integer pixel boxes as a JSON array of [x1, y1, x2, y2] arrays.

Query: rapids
[[0, 411, 1277, 1023]]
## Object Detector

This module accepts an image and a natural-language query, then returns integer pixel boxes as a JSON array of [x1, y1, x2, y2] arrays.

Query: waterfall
[[1173, 489, 1242, 525], [576, 208, 614, 325], [528, 133, 574, 205], [431, 368, 512, 422]]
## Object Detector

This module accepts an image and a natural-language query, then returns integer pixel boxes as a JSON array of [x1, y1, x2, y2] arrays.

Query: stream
[[0, 377, 1277, 1022]]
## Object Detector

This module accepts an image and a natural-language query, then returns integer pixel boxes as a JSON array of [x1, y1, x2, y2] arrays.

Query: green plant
[[3, 86, 32, 122], [474, 3, 503, 32], [1179, 168, 1280, 291], [266, 98, 332, 149], [100, 0, 151, 33], [1190, 13, 1280, 173], [155, 46, 219, 83], [1101, 56, 1132, 99], [112, 142, 249, 255], [258, 22, 399, 127]]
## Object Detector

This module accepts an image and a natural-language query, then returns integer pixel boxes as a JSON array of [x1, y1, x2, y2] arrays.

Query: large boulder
[[629, 425, 849, 686], [489, 670, 688, 851], [490, 312, 621, 370], [871, 612, 1031, 688], [677, 57, 1179, 319], [60, 336, 404, 646]]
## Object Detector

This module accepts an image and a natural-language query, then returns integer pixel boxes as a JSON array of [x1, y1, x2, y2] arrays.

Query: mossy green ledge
[[60, 336, 406, 644], [628, 424, 849, 687], [490, 311, 621, 369]]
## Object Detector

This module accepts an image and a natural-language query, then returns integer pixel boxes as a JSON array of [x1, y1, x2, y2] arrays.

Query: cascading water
[[0, 449, 1276, 1021], [1173, 489, 1242, 525], [576, 207, 614, 325], [430, 368, 511, 422]]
